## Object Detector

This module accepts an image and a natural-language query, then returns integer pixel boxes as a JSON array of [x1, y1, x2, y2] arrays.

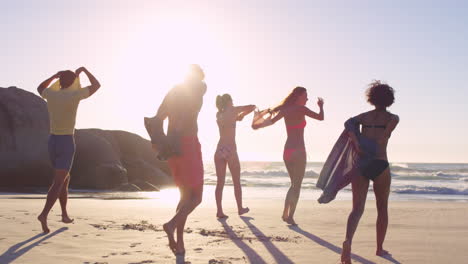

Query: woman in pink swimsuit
[[214, 94, 255, 218], [264, 87, 324, 225]]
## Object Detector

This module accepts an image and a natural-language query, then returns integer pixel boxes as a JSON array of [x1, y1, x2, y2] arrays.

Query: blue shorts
[[48, 134, 76, 171]]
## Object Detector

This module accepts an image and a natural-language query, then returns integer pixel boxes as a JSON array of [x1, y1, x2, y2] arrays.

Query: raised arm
[[75, 67, 101, 96], [302, 97, 324, 121], [37, 72, 60, 96], [235, 104, 256, 121]]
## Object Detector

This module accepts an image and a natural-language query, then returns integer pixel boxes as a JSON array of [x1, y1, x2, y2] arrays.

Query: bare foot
[[163, 222, 177, 253], [37, 215, 50, 234], [238, 207, 250, 216], [62, 215, 74, 224], [216, 212, 229, 219], [282, 215, 288, 223], [285, 217, 297, 226], [376, 249, 390, 256], [341, 240, 351, 264]]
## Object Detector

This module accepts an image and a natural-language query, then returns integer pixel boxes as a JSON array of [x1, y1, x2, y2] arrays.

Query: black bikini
[[360, 124, 389, 180]]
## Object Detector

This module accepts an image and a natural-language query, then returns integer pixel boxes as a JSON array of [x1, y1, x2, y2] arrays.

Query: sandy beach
[[1, 189, 467, 264]]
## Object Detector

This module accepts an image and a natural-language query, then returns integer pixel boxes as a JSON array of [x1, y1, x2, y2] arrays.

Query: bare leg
[[282, 150, 306, 225], [59, 174, 73, 223], [164, 185, 203, 255], [214, 154, 228, 218], [341, 171, 369, 264], [286, 150, 306, 224], [38, 169, 69, 233], [174, 187, 191, 255], [165, 187, 188, 253], [282, 157, 294, 222], [228, 152, 248, 215], [373, 168, 391, 256]]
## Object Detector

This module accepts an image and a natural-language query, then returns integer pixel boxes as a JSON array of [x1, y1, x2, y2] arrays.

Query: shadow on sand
[[218, 218, 267, 264], [380, 254, 401, 264], [0, 227, 68, 264], [288, 225, 379, 264], [240, 216, 294, 264]]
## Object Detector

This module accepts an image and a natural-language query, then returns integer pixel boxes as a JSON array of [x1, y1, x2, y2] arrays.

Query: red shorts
[[168, 136, 204, 188]]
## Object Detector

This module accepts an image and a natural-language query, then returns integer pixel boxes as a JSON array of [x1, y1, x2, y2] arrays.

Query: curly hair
[[366, 80, 395, 108], [271, 86, 306, 113]]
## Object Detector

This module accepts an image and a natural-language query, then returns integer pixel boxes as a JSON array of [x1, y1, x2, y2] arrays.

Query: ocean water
[[4, 162, 466, 203], [201, 162, 468, 202]]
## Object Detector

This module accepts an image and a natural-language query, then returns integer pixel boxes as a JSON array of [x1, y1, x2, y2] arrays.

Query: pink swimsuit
[[283, 120, 306, 161]]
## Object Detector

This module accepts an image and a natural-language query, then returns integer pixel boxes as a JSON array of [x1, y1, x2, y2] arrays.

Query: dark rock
[[0, 87, 52, 187], [0, 86, 172, 190]]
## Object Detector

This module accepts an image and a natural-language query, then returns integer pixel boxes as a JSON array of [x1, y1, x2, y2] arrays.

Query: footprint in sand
[[130, 242, 142, 248], [194, 248, 203, 252]]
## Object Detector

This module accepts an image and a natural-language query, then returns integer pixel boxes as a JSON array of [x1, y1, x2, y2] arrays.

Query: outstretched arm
[[37, 72, 60, 96], [269, 110, 284, 124], [302, 97, 324, 121], [235, 105, 256, 121], [252, 108, 283, 129], [75, 67, 101, 96]]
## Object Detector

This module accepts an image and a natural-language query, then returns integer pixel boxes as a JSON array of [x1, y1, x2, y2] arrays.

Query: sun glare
[[155, 188, 180, 204]]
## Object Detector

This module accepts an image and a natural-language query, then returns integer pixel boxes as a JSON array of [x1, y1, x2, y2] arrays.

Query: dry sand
[[0, 193, 467, 264]]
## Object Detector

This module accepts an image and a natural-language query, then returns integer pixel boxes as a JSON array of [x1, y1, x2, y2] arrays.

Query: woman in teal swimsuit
[[259, 87, 324, 225]]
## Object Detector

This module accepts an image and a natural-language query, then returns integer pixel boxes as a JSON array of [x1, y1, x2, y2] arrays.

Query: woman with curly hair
[[254, 87, 324, 225], [341, 81, 399, 264], [214, 94, 255, 218]]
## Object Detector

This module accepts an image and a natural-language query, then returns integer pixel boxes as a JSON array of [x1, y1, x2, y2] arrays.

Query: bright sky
[[1, 0, 467, 163]]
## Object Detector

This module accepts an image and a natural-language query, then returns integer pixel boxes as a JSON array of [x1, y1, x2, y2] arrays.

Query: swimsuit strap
[[362, 124, 386, 129]]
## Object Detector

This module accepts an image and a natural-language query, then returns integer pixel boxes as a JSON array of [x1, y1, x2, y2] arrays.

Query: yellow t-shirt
[[41, 81, 90, 135]]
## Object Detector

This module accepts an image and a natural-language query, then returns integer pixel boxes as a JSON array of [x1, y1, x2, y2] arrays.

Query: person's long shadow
[[380, 254, 402, 264], [0, 227, 68, 264], [218, 218, 268, 264], [240, 216, 294, 264], [288, 225, 377, 264]]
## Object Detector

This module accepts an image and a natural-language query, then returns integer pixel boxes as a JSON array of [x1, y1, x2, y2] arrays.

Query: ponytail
[[215, 94, 233, 113]]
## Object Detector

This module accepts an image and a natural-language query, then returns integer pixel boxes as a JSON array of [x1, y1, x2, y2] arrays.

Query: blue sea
[[4, 162, 466, 202], [201, 162, 468, 202]]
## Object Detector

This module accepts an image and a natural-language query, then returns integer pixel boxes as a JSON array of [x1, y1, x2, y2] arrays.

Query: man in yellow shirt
[[36, 67, 100, 233]]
